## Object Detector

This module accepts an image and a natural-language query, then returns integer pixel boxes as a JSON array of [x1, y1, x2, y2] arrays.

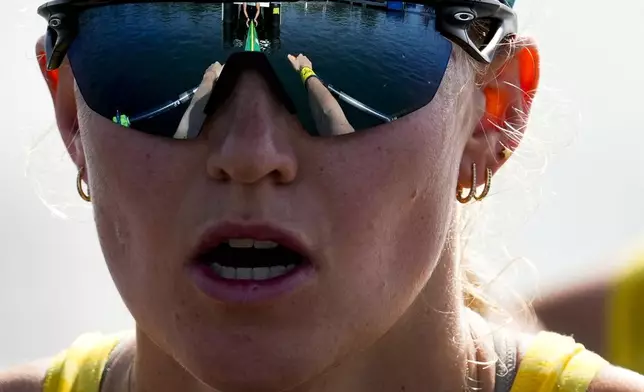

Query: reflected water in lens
[[70, 2, 451, 137]]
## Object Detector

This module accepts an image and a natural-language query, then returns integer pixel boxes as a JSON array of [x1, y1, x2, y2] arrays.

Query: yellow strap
[[300, 67, 317, 85], [558, 350, 608, 392], [608, 251, 644, 372], [510, 332, 607, 392], [43, 333, 124, 392]]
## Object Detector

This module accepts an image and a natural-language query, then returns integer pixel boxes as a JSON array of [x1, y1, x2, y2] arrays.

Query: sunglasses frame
[[37, 0, 517, 70]]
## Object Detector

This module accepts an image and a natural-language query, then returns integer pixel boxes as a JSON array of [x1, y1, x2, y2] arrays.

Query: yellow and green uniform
[[608, 250, 644, 373], [43, 331, 606, 392]]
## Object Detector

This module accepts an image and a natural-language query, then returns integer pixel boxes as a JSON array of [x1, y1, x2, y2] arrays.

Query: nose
[[204, 71, 298, 185]]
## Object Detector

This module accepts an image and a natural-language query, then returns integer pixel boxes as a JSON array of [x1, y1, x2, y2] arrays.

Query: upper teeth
[[228, 239, 278, 249]]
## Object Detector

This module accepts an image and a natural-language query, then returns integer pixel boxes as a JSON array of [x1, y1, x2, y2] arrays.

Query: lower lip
[[187, 263, 316, 304]]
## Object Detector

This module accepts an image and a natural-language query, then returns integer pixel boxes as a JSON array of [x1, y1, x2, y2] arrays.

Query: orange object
[[38, 51, 59, 96], [482, 86, 510, 132], [517, 46, 540, 100], [484, 87, 509, 120]]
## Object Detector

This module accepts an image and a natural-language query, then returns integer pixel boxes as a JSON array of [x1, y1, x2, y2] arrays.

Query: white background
[[2, 0, 644, 368]]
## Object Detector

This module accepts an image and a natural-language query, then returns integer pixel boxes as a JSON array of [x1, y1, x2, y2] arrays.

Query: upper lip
[[190, 221, 314, 263]]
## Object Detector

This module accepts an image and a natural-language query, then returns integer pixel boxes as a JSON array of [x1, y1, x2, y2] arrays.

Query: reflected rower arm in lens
[[174, 62, 224, 139], [305, 77, 355, 136], [288, 54, 354, 136]]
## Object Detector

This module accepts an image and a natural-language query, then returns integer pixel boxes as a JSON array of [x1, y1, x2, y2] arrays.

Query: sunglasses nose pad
[[173, 53, 297, 140], [204, 52, 296, 119]]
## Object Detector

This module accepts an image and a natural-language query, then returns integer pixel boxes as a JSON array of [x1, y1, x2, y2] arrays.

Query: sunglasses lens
[[67, 2, 452, 138]]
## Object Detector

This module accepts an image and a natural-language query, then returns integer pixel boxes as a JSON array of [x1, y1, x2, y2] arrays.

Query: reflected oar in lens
[[115, 21, 263, 126], [123, 80, 394, 126], [127, 87, 199, 123], [324, 83, 394, 123], [120, 20, 391, 127]]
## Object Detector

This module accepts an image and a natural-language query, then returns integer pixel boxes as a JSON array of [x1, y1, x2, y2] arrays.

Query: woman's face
[[68, 51, 481, 389]]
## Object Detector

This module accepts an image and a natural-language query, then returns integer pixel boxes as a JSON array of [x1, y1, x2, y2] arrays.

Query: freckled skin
[[77, 57, 478, 391], [18, 25, 643, 392]]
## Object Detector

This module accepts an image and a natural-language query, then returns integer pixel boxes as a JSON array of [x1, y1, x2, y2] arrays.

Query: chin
[[181, 343, 327, 392]]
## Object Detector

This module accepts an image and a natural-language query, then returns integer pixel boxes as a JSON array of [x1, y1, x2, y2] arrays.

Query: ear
[[458, 37, 540, 195], [36, 35, 87, 181]]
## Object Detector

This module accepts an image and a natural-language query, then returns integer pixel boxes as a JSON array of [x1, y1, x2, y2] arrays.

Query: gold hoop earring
[[473, 167, 492, 201], [456, 163, 477, 204], [456, 163, 493, 204], [76, 166, 91, 202]]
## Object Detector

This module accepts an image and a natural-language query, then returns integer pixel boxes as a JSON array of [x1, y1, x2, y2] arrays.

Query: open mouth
[[196, 239, 306, 281]]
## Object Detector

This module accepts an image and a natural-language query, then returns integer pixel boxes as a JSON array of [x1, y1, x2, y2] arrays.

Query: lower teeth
[[211, 264, 297, 280]]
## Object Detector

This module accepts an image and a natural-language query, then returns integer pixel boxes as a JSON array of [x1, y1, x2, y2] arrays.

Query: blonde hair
[[453, 34, 537, 324]]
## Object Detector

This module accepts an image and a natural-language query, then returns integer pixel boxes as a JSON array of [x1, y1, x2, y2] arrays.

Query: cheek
[[79, 111, 202, 302], [308, 102, 462, 322]]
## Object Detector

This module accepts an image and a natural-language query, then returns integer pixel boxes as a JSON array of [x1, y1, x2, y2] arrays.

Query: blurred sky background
[[2, 0, 644, 368]]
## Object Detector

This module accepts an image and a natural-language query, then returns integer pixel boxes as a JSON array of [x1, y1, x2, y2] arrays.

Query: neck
[[130, 253, 495, 392], [298, 256, 469, 392]]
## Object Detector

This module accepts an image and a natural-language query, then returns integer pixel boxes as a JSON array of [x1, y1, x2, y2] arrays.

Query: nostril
[[206, 142, 297, 185], [206, 158, 231, 182], [215, 170, 231, 182], [272, 159, 297, 184], [217, 171, 232, 182]]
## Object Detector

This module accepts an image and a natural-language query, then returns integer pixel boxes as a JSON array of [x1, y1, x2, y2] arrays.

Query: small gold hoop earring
[[456, 163, 493, 204], [76, 166, 91, 202], [456, 163, 478, 204], [473, 167, 493, 201]]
